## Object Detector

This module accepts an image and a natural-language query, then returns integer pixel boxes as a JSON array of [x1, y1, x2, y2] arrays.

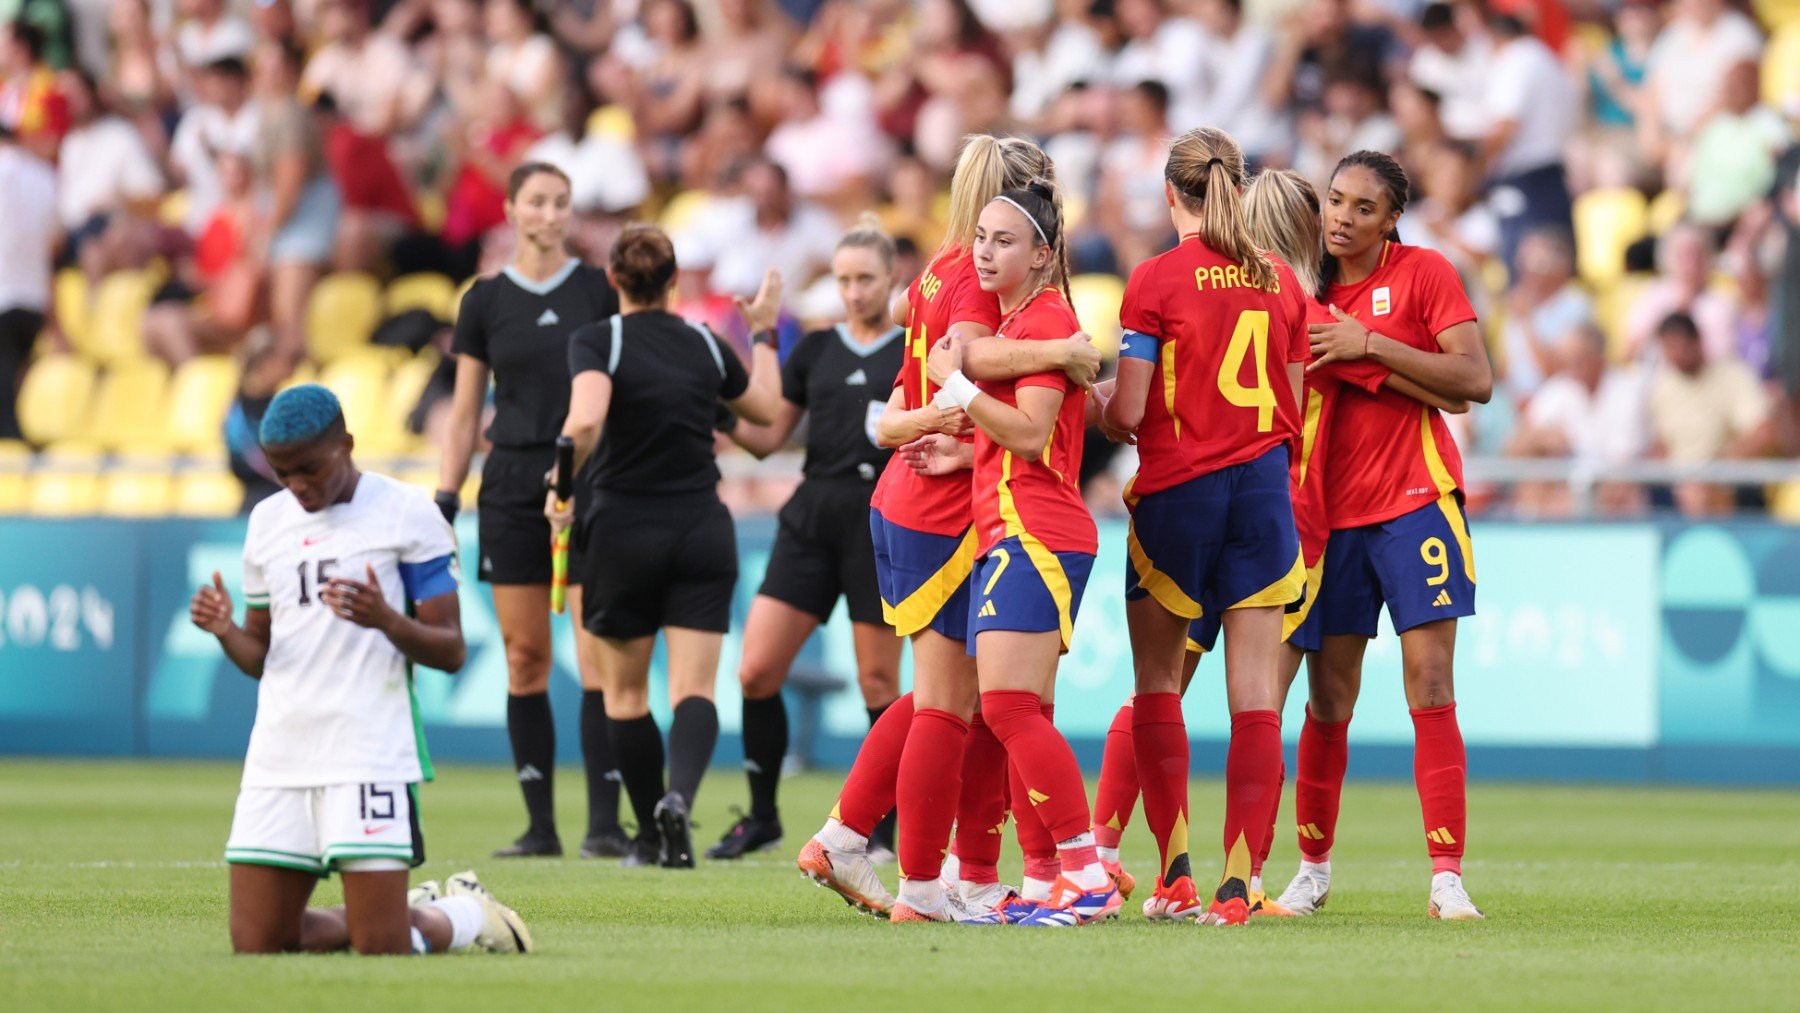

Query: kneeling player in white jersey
[[191, 384, 530, 955]]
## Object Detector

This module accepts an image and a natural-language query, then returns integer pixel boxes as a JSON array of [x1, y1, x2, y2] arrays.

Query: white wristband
[[941, 370, 981, 410]]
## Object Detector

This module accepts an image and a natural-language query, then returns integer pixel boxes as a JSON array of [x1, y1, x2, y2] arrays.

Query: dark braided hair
[[1318, 150, 1409, 301]]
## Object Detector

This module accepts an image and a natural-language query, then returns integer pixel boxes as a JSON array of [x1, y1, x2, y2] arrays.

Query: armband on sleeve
[[1119, 329, 1160, 362]]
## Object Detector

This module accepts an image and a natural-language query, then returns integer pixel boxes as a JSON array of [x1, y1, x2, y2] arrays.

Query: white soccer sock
[[897, 878, 945, 915], [1096, 845, 1121, 864], [1056, 831, 1109, 891], [1302, 858, 1331, 877], [430, 896, 485, 951], [1250, 874, 1263, 895], [1021, 875, 1055, 902], [960, 881, 1010, 909], [817, 818, 868, 854]]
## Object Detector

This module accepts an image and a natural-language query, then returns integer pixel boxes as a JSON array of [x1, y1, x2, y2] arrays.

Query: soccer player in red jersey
[[1277, 150, 1493, 921], [928, 181, 1116, 927], [796, 136, 1096, 920], [1101, 128, 1310, 926]]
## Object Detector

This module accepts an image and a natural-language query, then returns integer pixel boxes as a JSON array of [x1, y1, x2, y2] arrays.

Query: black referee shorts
[[476, 445, 577, 586], [574, 490, 737, 639], [758, 478, 884, 626]]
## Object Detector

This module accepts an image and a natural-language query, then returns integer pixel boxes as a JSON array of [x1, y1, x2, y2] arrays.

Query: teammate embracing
[[1276, 150, 1492, 921], [192, 384, 530, 956]]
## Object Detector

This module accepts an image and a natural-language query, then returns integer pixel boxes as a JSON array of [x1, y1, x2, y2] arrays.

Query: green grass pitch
[[3, 759, 1797, 1011]]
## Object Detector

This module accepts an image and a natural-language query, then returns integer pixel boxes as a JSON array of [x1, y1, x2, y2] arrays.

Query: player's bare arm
[[190, 571, 272, 677], [1309, 310, 1492, 404], [320, 566, 465, 672], [875, 378, 974, 447], [942, 330, 1099, 391], [727, 399, 805, 458]]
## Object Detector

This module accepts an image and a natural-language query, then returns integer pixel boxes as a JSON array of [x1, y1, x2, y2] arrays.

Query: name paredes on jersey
[[1193, 262, 1280, 294]]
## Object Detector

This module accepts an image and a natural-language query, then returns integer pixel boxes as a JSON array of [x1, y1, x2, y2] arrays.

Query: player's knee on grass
[[230, 915, 301, 955]]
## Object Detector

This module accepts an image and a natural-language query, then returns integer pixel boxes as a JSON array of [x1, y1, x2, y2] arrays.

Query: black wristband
[[752, 328, 779, 348], [433, 490, 459, 524]]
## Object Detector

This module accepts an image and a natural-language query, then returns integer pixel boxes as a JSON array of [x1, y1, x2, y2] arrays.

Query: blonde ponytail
[[1244, 169, 1323, 295], [943, 135, 1007, 255], [1165, 127, 1277, 292]]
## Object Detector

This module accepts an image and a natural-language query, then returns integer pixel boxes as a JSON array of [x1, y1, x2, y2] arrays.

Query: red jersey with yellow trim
[[971, 289, 1097, 556], [869, 248, 1000, 537], [1321, 242, 1477, 529], [1290, 296, 1390, 564], [1120, 237, 1311, 497]]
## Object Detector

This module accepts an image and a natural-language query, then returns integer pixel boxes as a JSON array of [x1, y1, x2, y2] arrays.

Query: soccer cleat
[[705, 810, 784, 860], [1275, 860, 1332, 916], [491, 831, 562, 858], [619, 833, 662, 868], [889, 901, 942, 923], [957, 880, 1019, 913], [995, 893, 1043, 925], [1142, 875, 1205, 921], [796, 838, 894, 918], [1103, 858, 1137, 900], [443, 870, 534, 953], [653, 792, 695, 869], [1248, 890, 1296, 918], [1196, 876, 1251, 926], [1016, 876, 1122, 927], [578, 827, 633, 859], [407, 880, 440, 906], [1429, 871, 1485, 921]]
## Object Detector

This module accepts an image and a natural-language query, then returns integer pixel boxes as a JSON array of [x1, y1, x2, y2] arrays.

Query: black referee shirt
[[568, 310, 750, 496], [781, 324, 904, 482], [453, 261, 619, 448]]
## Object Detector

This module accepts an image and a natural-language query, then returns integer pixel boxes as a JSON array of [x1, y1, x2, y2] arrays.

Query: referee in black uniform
[[550, 223, 782, 867], [705, 217, 907, 860], [437, 162, 626, 859]]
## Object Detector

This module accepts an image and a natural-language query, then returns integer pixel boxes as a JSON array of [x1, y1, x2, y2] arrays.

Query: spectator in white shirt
[[1093, 80, 1175, 272], [0, 124, 55, 440], [1500, 230, 1592, 403], [678, 157, 840, 299], [55, 69, 164, 274], [1005, 0, 1106, 130], [1109, 0, 1210, 133], [168, 55, 258, 235], [174, 0, 255, 72], [1642, 0, 1763, 171], [1481, 12, 1576, 272], [1192, 0, 1281, 163], [1408, 1, 1491, 144], [1506, 322, 1648, 516]]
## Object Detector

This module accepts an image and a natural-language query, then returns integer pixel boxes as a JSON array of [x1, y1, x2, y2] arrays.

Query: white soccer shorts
[[225, 782, 420, 875]]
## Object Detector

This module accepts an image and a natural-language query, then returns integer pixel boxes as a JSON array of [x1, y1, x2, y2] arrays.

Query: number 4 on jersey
[[1217, 310, 1275, 432]]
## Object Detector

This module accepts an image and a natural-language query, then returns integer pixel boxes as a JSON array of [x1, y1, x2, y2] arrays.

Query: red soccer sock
[[1296, 705, 1349, 862], [1255, 760, 1285, 879], [1223, 710, 1282, 872], [1411, 703, 1467, 875], [895, 708, 969, 882], [1091, 703, 1138, 849], [831, 692, 914, 837], [983, 690, 1091, 846], [952, 714, 1008, 884], [1132, 692, 1192, 886]]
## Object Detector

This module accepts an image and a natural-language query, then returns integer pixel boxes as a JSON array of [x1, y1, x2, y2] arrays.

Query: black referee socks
[[741, 694, 788, 822], [668, 697, 720, 810], [609, 713, 666, 840], [581, 690, 622, 837], [506, 692, 557, 838]]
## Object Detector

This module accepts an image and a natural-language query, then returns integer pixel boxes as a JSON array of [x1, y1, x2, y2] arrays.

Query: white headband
[[990, 195, 1049, 246]]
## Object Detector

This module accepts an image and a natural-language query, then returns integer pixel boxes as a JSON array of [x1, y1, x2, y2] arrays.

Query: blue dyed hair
[[260, 384, 346, 447]]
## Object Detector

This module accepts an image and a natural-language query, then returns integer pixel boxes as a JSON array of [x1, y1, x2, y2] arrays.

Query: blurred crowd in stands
[[1, 0, 1798, 518]]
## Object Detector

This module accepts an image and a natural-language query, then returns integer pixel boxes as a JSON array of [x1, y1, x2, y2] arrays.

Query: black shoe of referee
[[705, 809, 783, 860], [579, 827, 633, 859], [654, 792, 696, 869], [492, 831, 563, 858]]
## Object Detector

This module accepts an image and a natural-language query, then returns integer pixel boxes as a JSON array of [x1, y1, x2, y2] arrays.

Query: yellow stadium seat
[[385, 273, 457, 320], [55, 269, 89, 351], [1595, 273, 1654, 362], [277, 363, 319, 392], [305, 272, 383, 364], [29, 468, 101, 516], [318, 353, 398, 455], [450, 275, 477, 321], [166, 356, 241, 456], [0, 439, 32, 462], [415, 190, 447, 234], [1765, 23, 1800, 109], [1067, 273, 1126, 359], [85, 269, 160, 365], [587, 103, 637, 143], [658, 189, 714, 235], [101, 470, 176, 517], [159, 189, 190, 228], [88, 359, 172, 452], [1757, 0, 1800, 29], [175, 470, 244, 517], [1770, 480, 1800, 523], [0, 471, 27, 513], [17, 355, 97, 446], [1647, 189, 1686, 237], [1573, 188, 1648, 288], [384, 352, 439, 455]]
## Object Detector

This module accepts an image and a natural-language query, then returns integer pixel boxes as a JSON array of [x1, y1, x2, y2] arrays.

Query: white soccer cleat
[[956, 880, 1019, 913], [407, 880, 441, 906], [1428, 871, 1485, 921], [1276, 860, 1332, 916], [797, 838, 895, 917], [444, 870, 535, 952]]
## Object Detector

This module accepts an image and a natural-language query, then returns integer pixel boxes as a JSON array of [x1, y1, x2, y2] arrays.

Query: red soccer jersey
[[1290, 297, 1390, 565], [1120, 237, 1311, 497], [971, 289, 1097, 556], [1320, 243, 1477, 529], [869, 248, 1000, 537]]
